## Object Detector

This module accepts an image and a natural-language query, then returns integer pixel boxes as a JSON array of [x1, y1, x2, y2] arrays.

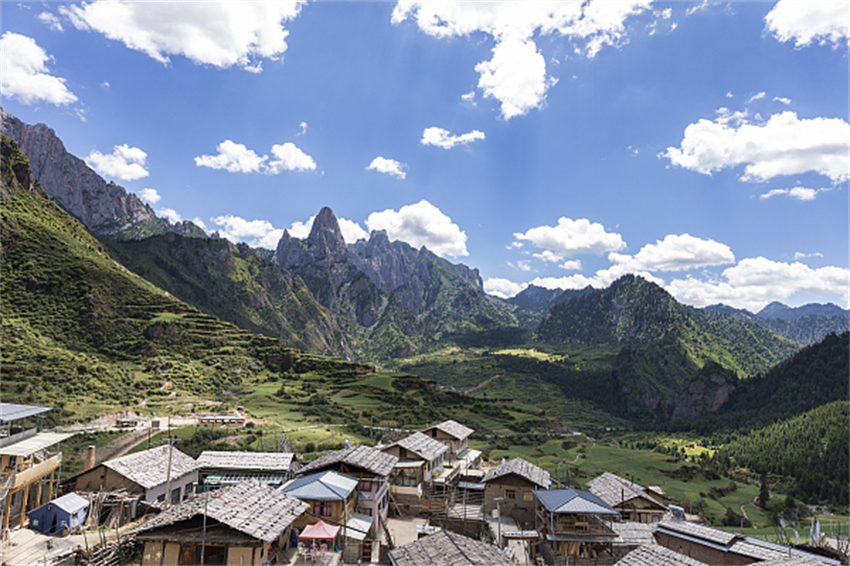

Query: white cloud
[[367, 157, 407, 179], [759, 187, 829, 201], [158, 208, 182, 223], [138, 188, 161, 204], [662, 110, 850, 183], [391, 1, 651, 120], [667, 257, 850, 312], [608, 233, 735, 272], [297, 121, 308, 136], [86, 144, 149, 181], [195, 140, 315, 174], [506, 242, 524, 250], [793, 251, 823, 260], [38, 12, 64, 32], [765, 0, 850, 48], [627, 145, 639, 156], [211, 215, 283, 249], [0, 32, 77, 105], [529, 274, 598, 291], [365, 200, 468, 257], [192, 217, 208, 231], [267, 142, 316, 173], [725, 91, 734, 98], [686, 1, 718, 17], [60, 1, 306, 72], [747, 91, 766, 103], [516, 260, 533, 272], [484, 277, 528, 299], [421, 127, 486, 149], [773, 96, 792, 105], [533, 250, 565, 263], [461, 91, 476, 104], [287, 215, 368, 244], [560, 260, 582, 271], [513, 217, 625, 257]]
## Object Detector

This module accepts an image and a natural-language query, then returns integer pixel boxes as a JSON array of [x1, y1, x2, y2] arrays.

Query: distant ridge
[[704, 302, 849, 345], [756, 301, 849, 321]]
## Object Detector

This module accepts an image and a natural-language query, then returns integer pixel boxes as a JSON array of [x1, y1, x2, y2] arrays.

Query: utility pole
[[164, 415, 173, 508]]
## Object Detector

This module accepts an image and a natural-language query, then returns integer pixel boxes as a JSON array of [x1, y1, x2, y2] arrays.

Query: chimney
[[85, 445, 96, 470]]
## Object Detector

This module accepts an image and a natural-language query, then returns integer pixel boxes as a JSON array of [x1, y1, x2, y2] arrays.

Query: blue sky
[[2, 1, 848, 312]]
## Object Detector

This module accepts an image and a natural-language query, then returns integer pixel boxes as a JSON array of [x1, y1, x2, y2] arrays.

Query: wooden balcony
[[8, 454, 61, 489]]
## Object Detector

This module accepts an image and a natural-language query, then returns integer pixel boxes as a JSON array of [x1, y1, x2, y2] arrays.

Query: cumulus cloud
[[60, 1, 306, 72], [158, 208, 182, 223], [38, 12, 64, 32], [367, 157, 407, 179], [192, 217, 208, 231], [765, 0, 850, 48], [759, 187, 829, 201], [529, 274, 599, 291], [211, 215, 283, 249], [194, 140, 315, 174], [533, 250, 565, 263], [421, 127, 486, 149], [666, 257, 850, 312], [560, 260, 583, 271], [662, 110, 850, 183], [267, 143, 317, 173], [365, 200, 468, 257], [391, 1, 651, 120], [138, 188, 161, 204], [484, 278, 528, 299], [513, 217, 625, 257], [0, 32, 77, 105], [287, 215, 368, 244], [86, 144, 149, 181], [608, 233, 735, 272]]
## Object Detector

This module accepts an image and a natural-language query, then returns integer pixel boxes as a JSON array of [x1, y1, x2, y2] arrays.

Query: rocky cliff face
[[0, 108, 204, 240]]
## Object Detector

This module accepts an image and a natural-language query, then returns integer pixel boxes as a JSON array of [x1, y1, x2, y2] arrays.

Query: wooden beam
[[20, 482, 30, 528], [3, 488, 13, 532]]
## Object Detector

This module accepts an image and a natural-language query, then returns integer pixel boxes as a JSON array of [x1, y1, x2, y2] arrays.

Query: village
[[0, 402, 845, 566]]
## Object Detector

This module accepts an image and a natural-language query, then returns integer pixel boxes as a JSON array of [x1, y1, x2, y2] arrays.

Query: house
[[130, 479, 308, 566], [654, 518, 842, 566], [615, 543, 710, 566], [297, 444, 397, 526], [115, 417, 143, 429], [71, 445, 199, 504], [586, 472, 667, 523], [534, 488, 620, 562], [280, 469, 359, 530], [389, 529, 516, 566], [198, 413, 246, 428], [27, 492, 89, 535], [481, 457, 550, 524], [0, 403, 74, 531], [197, 451, 295, 489], [382, 432, 449, 509], [421, 420, 482, 481]]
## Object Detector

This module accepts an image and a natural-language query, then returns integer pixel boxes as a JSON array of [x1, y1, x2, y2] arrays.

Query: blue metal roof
[[280, 470, 358, 501], [534, 488, 619, 516]]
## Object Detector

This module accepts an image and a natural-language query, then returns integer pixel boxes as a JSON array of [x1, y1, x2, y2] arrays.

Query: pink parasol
[[299, 520, 340, 540]]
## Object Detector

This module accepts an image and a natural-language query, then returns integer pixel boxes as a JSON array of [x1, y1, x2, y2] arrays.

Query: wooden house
[[586, 472, 667, 523], [131, 479, 308, 566], [197, 413, 246, 428], [197, 451, 295, 489], [0, 403, 73, 531], [71, 445, 199, 504], [382, 432, 448, 508], [280, 469, 359, 530], [534, 488, 620, 562], [654, 519, 842, 566], [421, 420, 473, 462], [481, 457, 550, 524], [389, 529, 516, 566]]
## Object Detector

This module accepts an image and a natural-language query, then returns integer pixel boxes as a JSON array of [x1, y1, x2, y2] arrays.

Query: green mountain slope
[[103, 233, 353, 358]]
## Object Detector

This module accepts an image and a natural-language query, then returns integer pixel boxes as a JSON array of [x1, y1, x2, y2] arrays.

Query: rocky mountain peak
[[307, 206, 349, 264]]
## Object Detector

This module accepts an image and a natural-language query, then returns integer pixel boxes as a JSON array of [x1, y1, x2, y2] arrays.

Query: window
[[313, 501, 333, 517], [505, 489, 516, 500], [184, 483, 194, 500], [171, 488, 181, 504], [523, 491, 534, 502], [157, 494, 165, 503], [359, 480, 372, 492]]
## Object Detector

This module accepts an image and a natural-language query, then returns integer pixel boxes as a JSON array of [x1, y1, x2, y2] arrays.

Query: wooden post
[[20, 482, 31, 528], [3, 489, 13, 532], [35, 477, 43, 508], [48, 470, 55, 501]]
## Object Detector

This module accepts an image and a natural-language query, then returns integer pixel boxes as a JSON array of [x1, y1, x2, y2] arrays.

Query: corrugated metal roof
[[0, 432, 75, 456], [103, 445, 198, 489], [130, 479, 308, 543], [0, 403, 52, 423], [343, 513, 373, 542], [481, 457, 550, 488], [298, 445, 398, 477], [280, 470, 358, 501], [534, 488, 620, 516], [198, 451, 294, 472]]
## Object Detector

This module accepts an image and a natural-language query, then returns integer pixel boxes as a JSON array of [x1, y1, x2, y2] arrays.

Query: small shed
[[28, 492, 89, 535]]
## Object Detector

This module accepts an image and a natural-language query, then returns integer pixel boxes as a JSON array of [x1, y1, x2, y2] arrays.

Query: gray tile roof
[[610, 521, 656, 547], [103, 445, 198, 489], [481, 458, 550, 488], [197, 451, 294, 472], [615, 544, 708, 566], [391, 432, 448, 461], [534, 488, 620, 516], [389, 529, 515, 566], [756, 557, 834, 566], [656, 518, 742, 546], [427, 420, 474, 441], [129, 479, 308, 543], [587, 472, 666, 509], [298, 445, 398, 477]]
